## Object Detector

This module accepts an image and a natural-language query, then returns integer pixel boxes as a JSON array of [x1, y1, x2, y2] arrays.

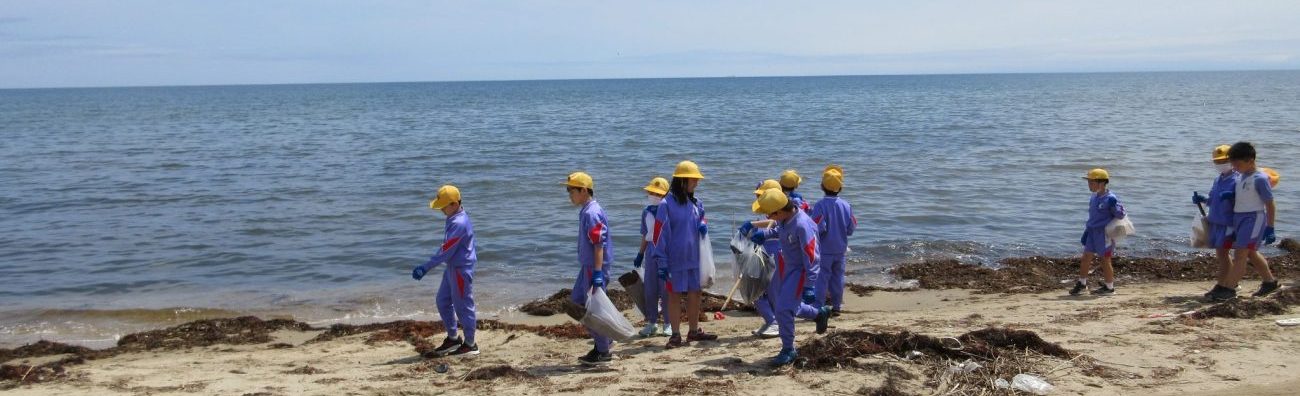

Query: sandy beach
[[4, 243, 1300, 395]]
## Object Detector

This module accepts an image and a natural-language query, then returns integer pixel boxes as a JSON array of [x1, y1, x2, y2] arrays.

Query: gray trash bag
[[580, 288, 638, 342], [618, 269, 646, 314], [730, 231, 773, 304]]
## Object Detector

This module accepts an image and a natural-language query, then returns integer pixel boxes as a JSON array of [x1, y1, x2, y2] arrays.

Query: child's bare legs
[[1079, 252, 1095, 280], [686, 291, 701, 333], [666, 292, 681, 336], [1249, 251, 1276, 282], [1226, 248, 1253, 289], [1098, 255, 1115, 284], [1213, 247, 1232, 287]]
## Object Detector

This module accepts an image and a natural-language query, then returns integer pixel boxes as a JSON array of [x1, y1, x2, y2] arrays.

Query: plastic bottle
[[1010, 374, 1053, 395]]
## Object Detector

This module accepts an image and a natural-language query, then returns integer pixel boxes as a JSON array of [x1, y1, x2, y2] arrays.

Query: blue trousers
[[571, 267, 612, 353], [816, 254, 846, 310], [437, 265, 477, 344]]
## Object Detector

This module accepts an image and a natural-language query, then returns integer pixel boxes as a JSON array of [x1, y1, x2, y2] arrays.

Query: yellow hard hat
[[564, 172, 594, 189], [822, 165, 844, 192], [643, 177, 669, 195], [753, 179, 781, 195], [779, 169, 802, 189], [752, 188, 789, 215], [1261, 167, 1280, 188], [1083, 168, 1110, 180], [429, 185, 461, 210], [1212, 145, 1231, 161], [672, 160, 705, 179]]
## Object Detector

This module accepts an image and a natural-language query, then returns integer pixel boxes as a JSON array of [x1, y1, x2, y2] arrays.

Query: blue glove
[[802, 288, 816, 305], [633, 252, 644, 268], [1192, 192, 1208, 205], [1080, 231, 1088, 246], [738, 221, 755, 236], [411, 266, 427, 281], [699, 222, 708, 236], [592, 270, 606, 289], [1263, 227, 1276, 245], [657, 266, 668, 280], [1219, 191, 1235, 202], [750, 229, 768, 244]]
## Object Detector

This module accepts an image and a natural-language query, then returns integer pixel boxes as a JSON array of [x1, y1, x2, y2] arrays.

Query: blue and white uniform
[[652, 196, 706, 293], [1232, 170, 1273, 251], [771, 210, 822, 351], [811, 196, 856, 310], [1081, 191, 1126, 257], [1206, 171, 1239, 249], [416, 209, 478, 344], [571, 200, 614, 353], [639, 204, 668, 324]]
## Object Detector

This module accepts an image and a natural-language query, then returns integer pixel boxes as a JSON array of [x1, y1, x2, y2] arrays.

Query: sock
[[1105, 282, 1115, 289], [1077, 278, 1087, 285]]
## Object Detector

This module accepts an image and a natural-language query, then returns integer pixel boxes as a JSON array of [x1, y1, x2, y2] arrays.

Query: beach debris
[[1277, 318, 1300, 327], [519, 288, 752, 319], [946, 359, 981, 374], [846, 281, 920, 297], [1010, 373, 1054, 395], [462, 364, 536, 381], [798, 327, 1073, 370], [1187, 287, 1300, 319]]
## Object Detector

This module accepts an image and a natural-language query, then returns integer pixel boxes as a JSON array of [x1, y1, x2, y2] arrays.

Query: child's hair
[[822, 187, 839, 196], [669, 177, 695, 204], [1228, 141, 1256, 161], [567, 187, 595, 197], [777, 200, 796, 214], [782, 186, 795, 193]]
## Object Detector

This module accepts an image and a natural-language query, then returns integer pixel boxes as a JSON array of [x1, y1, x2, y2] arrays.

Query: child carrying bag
[[580, 287, 638, 342]]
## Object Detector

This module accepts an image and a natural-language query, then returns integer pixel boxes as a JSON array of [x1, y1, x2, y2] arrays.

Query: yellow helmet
[[643, 177, 669, 195], [1212, 145, 1231, 161], [752, 188, 789, 214], [822, 165, 844, 192], [1083, 168, 1110, 181], [429, 185, 461, 210], [1261, 167, 1280, 188], [779, 169, 802, 189], [673, 160, 705, 179], [753, 179, 781, 195], [564, 172, 594, 189]]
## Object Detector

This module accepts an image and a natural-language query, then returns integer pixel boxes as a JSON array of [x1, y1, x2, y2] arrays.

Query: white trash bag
[[580, 288, 638, 342], [1190, 214, 1211, 249], [699, 235, 716, 289], [1105, 216, 1136, 246], [729, 230, 772, 304]]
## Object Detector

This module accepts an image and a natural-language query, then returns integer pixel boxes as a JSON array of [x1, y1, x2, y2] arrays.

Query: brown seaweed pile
[[1189, 286, 1300, 319], [519, 288, 752, 319], [798, 327, 1074, 370]]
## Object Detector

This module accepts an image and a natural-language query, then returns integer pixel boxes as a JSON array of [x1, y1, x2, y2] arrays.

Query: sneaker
[[448, 342, 479, 356], [1209, 287, 1238, 302], [665, 334, 686, 349], [687, 329, 718, 342], [830, 309, 842, 318], [1204, 285, 1227, 299], [659, 324, 673, 337], [1069, 281, 1087, 296], [770, 348, 798, 366], [578, 349, 611, 367], [432, 336, 463, 357], [639, 323, 658, 338], [751, 322, 774, 337], [1252, 281, 1281, 297], [1090, 284, 1116, 296], [815, 306, 832, 334]]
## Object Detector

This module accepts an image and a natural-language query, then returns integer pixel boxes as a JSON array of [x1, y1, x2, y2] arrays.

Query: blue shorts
[[1082, 228, 1113, 256], [1208, 223, 1234, 250], [666, 269, 701, 293], [1233, 212, 1266, 251]]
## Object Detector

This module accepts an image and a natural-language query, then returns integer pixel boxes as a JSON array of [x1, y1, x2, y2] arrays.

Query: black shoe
[[830, 309, 842, 318], [1204, 285, 1226, 299], [1252, 281, 1281, 298], [578, 349, 611, 367], [432, 336, 463, 357], [1069, 281, 1087, 296], [815, 306, 831, 334], [448, 342, 479, 356], [1209, 287, 1238, 302], [1090, 285, 1115, 296]]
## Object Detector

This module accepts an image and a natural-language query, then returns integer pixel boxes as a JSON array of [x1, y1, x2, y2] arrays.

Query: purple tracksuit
[[418, 210, 477, 344], [639, 204, 669, 324], [1082, 191, 1126, 256], [812, 196, 856, 310], [652, 196, 706, 293], [1206, 172, 1238, 249], [571, 200, 614, 353], [788, 191, 812, 214], [773, 210, 822, 351], [752, 219, 782, 326]]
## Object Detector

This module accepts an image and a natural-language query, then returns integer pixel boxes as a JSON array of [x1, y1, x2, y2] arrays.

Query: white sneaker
[[659, 324, 673, 337], [752, 323, 779, 338], [639, 323, 657, 338]]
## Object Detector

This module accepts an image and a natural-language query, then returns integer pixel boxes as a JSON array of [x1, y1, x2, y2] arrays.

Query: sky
[[2, 0, 1299, 88]]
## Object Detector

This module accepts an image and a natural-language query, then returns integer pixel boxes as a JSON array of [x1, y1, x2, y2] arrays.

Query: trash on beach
[[1010, 373, 1054, 395], [729, 231, 772, 304], [947, 359, 981, 374], [994, 378, 1010, 389], [904, 350, 924, 360], [1277, 318, 1300, 327], [619, 269, 646, 315], [1190, 214, 1211, 248], [579, 288, 638, 342]]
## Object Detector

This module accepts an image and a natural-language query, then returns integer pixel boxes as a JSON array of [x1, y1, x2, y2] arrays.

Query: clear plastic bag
[[699, 235, 715, 289], [729, 231, 772, 304], [1190, 214, 1211, 248], [1105, 216, 1136, 245], [1010, 374, 1054, 395], [580, 288, 638, 342]]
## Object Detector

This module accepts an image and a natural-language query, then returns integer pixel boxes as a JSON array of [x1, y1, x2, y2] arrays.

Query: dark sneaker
[[686, 329, 718, 342], [432, 336, 463, 357], [1090, 284, 1116, 296], [1204, 285, 1227, 299], [665, 334, 686, 349], [1209, 287, 1238, 302], [1252, 281, 1281, 297], [815, 306, 832, 334], [830, 309, 842, 318], [1069, 281, 1087, 296], [578, 349, 611, 367], [770, 347, 798, 366], [448, 342, 479, 357]]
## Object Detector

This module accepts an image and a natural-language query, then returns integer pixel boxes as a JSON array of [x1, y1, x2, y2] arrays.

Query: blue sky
[[2, 0, 1298, 88]]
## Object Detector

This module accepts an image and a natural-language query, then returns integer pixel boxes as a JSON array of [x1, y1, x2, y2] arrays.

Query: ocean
[[2, 71, 1298, 347]]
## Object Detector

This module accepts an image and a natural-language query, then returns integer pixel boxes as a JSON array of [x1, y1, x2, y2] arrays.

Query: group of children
[[410, 142, 1283, 367]]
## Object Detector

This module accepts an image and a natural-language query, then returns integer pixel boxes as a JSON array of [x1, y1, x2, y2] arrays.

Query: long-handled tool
[[713, 277, 742, 320]]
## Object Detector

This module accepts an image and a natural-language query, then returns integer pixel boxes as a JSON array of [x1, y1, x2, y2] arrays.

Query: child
[[411, 185, 480, 357], [810, 165, 856, 314], [738, 179, 783, 338], [1210, 142, 1280, 301], [1071, 169, 1126, 296], [651, 161, 718, 348], [564, 172, 616, 366], [750, 188, 832, 366], [780, 169, 813, 213], [636, 177, 672, 337]]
